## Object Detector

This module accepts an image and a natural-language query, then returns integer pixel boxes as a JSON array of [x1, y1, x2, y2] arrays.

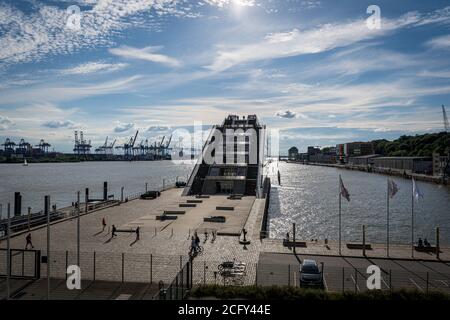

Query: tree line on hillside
[[371, 132, 450, 157]]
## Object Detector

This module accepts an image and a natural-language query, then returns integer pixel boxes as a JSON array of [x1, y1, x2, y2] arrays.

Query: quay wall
[[286, 161, 448, 185]]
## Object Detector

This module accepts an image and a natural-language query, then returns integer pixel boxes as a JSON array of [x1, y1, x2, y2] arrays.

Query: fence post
[[121, 253, 125, 283], [255, 263, 258, 286], [203, 261, 206, 285], [121, 187, 124, 202], [150, 254, 153, 284], [362, 225, 366, 257], [354, 268, 358, 293], [65, 251, 68, 280], [436, 227, 440, 260], [288, 264, 291, 286], [342, 267, 345, 293], [93, 251, 96, 281], [389, 269, 392, 293], [21, 251, 25, 276], [426, 272, 429, 293]]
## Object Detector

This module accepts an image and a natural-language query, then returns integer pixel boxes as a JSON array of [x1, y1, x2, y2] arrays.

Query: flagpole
[[411, 180, 414, 258], [387, 179, 390, 257], [339, 174, 342, 256]]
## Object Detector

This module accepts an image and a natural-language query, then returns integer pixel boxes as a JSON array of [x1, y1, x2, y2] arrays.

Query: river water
[[1, 161, 449, 245], [0, 161, 193, 215], [267, 162, 450, 245]]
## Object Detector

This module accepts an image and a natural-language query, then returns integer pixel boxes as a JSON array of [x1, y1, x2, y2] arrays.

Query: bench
[[347, 243, 372, 250], [204, 216, 226, 223], [179, 203, 196, 208], [115, 229, 136, 233], [227, 194, 243, 200], [141, 191, 161, 200], [156, 215, 178, 221], [187, 199, 203, 203], [283, 240, 307, 247], [163, 210, 186, 215], [414, 246, 440, 253], [216, 206, 234, 211]]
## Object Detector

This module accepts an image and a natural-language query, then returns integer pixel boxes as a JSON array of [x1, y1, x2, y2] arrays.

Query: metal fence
[[255, 263, 450, 294], [0, 250, 190, 285], [0, 248, 40, 279]]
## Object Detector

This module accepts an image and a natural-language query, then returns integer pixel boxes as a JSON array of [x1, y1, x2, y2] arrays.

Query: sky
[[0, 0, 450, 154]]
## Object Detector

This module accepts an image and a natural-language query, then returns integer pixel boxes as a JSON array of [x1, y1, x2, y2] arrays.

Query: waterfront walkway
[[1, 186, 449, 299]]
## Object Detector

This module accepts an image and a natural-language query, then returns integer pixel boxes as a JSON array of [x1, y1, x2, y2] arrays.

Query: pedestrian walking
[[111, 224, 117, 238], [136, 226, 140, 241], [102, 217, 106, 231], [25, 233, 34, 249]]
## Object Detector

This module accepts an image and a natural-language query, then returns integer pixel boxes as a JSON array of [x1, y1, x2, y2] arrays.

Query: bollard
[[436, 227, 440, 259], [103, 182, 108, 201], [14, 192, 22, 217]]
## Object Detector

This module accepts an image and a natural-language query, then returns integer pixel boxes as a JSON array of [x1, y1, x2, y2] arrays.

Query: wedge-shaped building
[[184, 115, 266, 197]]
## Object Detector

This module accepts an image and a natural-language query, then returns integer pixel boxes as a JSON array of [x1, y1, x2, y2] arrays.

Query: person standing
[[135, 226, 140, 241], [102, 217, 107, 231], [25, 233, 34, 249]]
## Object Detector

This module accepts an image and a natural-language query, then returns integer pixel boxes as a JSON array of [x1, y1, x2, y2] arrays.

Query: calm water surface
[[0, 161, 193, 215], [267, 162, 450, 245]]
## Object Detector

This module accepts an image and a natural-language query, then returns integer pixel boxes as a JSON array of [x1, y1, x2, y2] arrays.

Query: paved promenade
[[1, 186, 449, 299]]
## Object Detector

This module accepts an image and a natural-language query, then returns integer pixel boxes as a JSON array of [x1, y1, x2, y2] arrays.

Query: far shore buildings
[[287, 141, 448, 177]]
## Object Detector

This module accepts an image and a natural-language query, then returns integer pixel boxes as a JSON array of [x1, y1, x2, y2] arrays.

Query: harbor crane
[[443, 105, 449, 132], [73, 131, 92, 155], [116, 130, 139, 159]]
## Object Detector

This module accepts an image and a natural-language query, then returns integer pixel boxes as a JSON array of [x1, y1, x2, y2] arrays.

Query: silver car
[[300, 259, 324, 289]]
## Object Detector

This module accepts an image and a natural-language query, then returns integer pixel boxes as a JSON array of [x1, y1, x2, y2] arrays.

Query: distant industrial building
[[372, 157, 433, 175], [336, 142, 374, 163], [288, 147, 299, 160], [347, 154, 380, 167], [433, 153, 449, 177]]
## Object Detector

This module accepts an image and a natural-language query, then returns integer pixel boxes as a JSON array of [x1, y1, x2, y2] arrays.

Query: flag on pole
[[339, 175, 350, 201], [388, 179, 399, 198], [412, 178, 424, 200]]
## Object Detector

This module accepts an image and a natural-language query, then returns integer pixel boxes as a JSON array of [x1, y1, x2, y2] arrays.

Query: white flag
[[339, 175, 350, 202], [412, 178, 423, 200], [388, 179, 399, 198]]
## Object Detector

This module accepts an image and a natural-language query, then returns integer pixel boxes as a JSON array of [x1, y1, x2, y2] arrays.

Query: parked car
[[300, 259, 324, 289]]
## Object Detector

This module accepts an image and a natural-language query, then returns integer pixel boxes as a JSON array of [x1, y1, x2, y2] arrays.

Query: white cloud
[[205, 9, 450, 72], [0, 1, 196, 68], [114, 121, 135, 133], [61, 61, 129, 75], [109, 45, 181, 67], [42, 120, 76, 129], [426, 34, 450, 50], [275, 110, 307, 119], [0, 115, 13, 130]]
